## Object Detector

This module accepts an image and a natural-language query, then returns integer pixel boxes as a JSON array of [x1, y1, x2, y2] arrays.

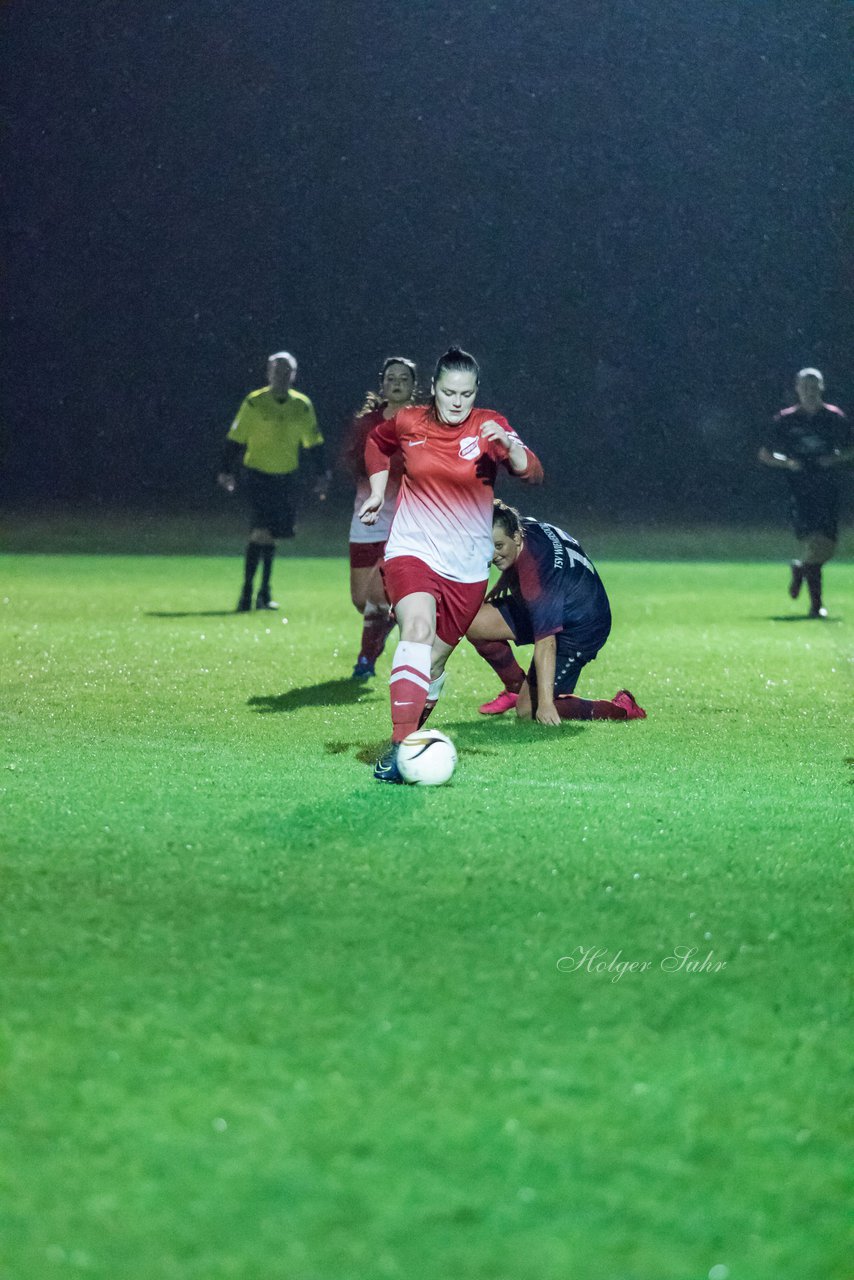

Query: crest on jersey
[[459, 436, 481, 461]]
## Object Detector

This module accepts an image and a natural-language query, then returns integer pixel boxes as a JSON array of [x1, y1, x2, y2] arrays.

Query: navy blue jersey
[[494, 518, 611, 651]]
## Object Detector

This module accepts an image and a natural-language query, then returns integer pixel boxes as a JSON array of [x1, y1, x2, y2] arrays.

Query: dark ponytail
[[432, 346, 480, 386], [492, 499, 523, 538]]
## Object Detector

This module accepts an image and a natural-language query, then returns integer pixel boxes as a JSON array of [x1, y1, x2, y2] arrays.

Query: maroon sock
[[471, 639, 525, 692], [555, 695, 627, 721], [803, 564, 823, 613], [359, 609, 395, 664]]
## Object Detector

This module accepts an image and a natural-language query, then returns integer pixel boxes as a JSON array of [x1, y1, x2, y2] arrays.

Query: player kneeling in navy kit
[[467, 502, 646, 725]]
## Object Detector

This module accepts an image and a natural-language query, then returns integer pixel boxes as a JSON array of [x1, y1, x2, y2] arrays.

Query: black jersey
[[769, 403, 850, 467], [768, 404, 851, 539], [495, 518, 611, 651]]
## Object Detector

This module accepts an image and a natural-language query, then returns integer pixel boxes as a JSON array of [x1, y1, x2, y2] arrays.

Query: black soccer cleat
[[255, 592, 279, 610], [788, 560, 804, 601], [236, 589, 253, 612], [373, 742, 404, 784]]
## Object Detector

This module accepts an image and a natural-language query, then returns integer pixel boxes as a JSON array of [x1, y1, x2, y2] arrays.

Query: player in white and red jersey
[[344, 357, 417, 678], [358, 346, 544, 782]]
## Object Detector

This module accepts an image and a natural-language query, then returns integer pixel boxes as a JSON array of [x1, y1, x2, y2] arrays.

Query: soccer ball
[[397, 729, 457, 786]]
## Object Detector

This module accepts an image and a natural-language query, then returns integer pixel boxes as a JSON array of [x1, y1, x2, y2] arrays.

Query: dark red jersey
[[343, 406, 405, 484]]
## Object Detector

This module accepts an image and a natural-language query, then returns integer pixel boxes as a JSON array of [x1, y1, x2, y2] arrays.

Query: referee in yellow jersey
[[218, 351, 330, 611]]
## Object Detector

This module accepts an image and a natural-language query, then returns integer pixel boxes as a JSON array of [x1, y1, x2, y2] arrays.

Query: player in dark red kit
[[343, 357, 417, 678], [759, 368, 852, 618], [468, 501, 646, 724], [359, 347, 543, 782]]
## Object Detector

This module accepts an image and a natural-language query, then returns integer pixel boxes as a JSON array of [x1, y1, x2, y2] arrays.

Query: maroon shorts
[[349, 540, 386, 569], [381, 556, 487, 647]]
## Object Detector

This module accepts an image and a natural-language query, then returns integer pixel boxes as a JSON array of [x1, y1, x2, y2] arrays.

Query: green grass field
[[1, 538, 852, 1280]]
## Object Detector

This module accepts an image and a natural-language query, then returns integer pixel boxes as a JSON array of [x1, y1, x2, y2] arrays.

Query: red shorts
[[349, 540, 386, 569], [381, 556, 487, 647]]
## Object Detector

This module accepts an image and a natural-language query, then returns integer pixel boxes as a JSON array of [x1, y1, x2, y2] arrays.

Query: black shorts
[[787, 470, 841, 542], [790, 494, 839, 543], [244, 469, 296, 539], [498, 596, 610, 696]]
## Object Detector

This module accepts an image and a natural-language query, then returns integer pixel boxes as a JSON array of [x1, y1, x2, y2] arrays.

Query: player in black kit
[[759, 368, 853, 618], [467, 501, 646, 724]]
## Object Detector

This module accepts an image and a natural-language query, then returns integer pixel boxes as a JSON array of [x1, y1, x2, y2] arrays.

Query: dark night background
[[1, 0, 851, 528]]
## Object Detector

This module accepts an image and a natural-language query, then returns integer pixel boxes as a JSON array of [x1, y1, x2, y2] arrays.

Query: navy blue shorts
[[244, 469, 296, 539], [497, 596, 610, 696]]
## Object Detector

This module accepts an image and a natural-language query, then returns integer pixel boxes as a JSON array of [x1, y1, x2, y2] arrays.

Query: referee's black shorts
[[244, 468, 297, 539]]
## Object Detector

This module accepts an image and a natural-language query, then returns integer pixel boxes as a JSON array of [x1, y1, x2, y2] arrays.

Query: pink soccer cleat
[[478, 689, 519, 715], [612, 690, 647, 720]]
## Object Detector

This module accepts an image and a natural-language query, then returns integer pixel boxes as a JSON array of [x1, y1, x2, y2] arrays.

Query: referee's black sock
[[259, 545, 275, 597], [243, 541, 262, 592], [803, 563, 823, 615]]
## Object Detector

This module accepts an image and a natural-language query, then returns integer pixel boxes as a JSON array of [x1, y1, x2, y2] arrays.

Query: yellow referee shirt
[[227, 387, 323, 475]]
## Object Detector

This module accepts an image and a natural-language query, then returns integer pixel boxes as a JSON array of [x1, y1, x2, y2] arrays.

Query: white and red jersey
[[343, 407, 403, 543], [365, 404, 543, 583]]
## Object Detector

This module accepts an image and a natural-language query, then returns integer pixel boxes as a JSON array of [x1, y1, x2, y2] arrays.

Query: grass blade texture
[[1, 547, 851, 1280]]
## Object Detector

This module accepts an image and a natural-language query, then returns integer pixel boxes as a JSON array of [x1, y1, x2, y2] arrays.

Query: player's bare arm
[[758, 447, 802, 471], [532, 635, 561, 726], [358, 470, 389, 524], [817, 446, 854, 469]]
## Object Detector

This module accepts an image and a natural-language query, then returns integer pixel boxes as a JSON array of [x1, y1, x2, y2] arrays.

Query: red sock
[[470, 639, 525, 692], [555, 695, 627, 721], [359, 606, 395, 664], [389, 641, 431, 742]]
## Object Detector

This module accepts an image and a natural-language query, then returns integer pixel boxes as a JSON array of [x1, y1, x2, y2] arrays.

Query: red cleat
[[612, 690, 647, 720], [478, 689, 519, 715]]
